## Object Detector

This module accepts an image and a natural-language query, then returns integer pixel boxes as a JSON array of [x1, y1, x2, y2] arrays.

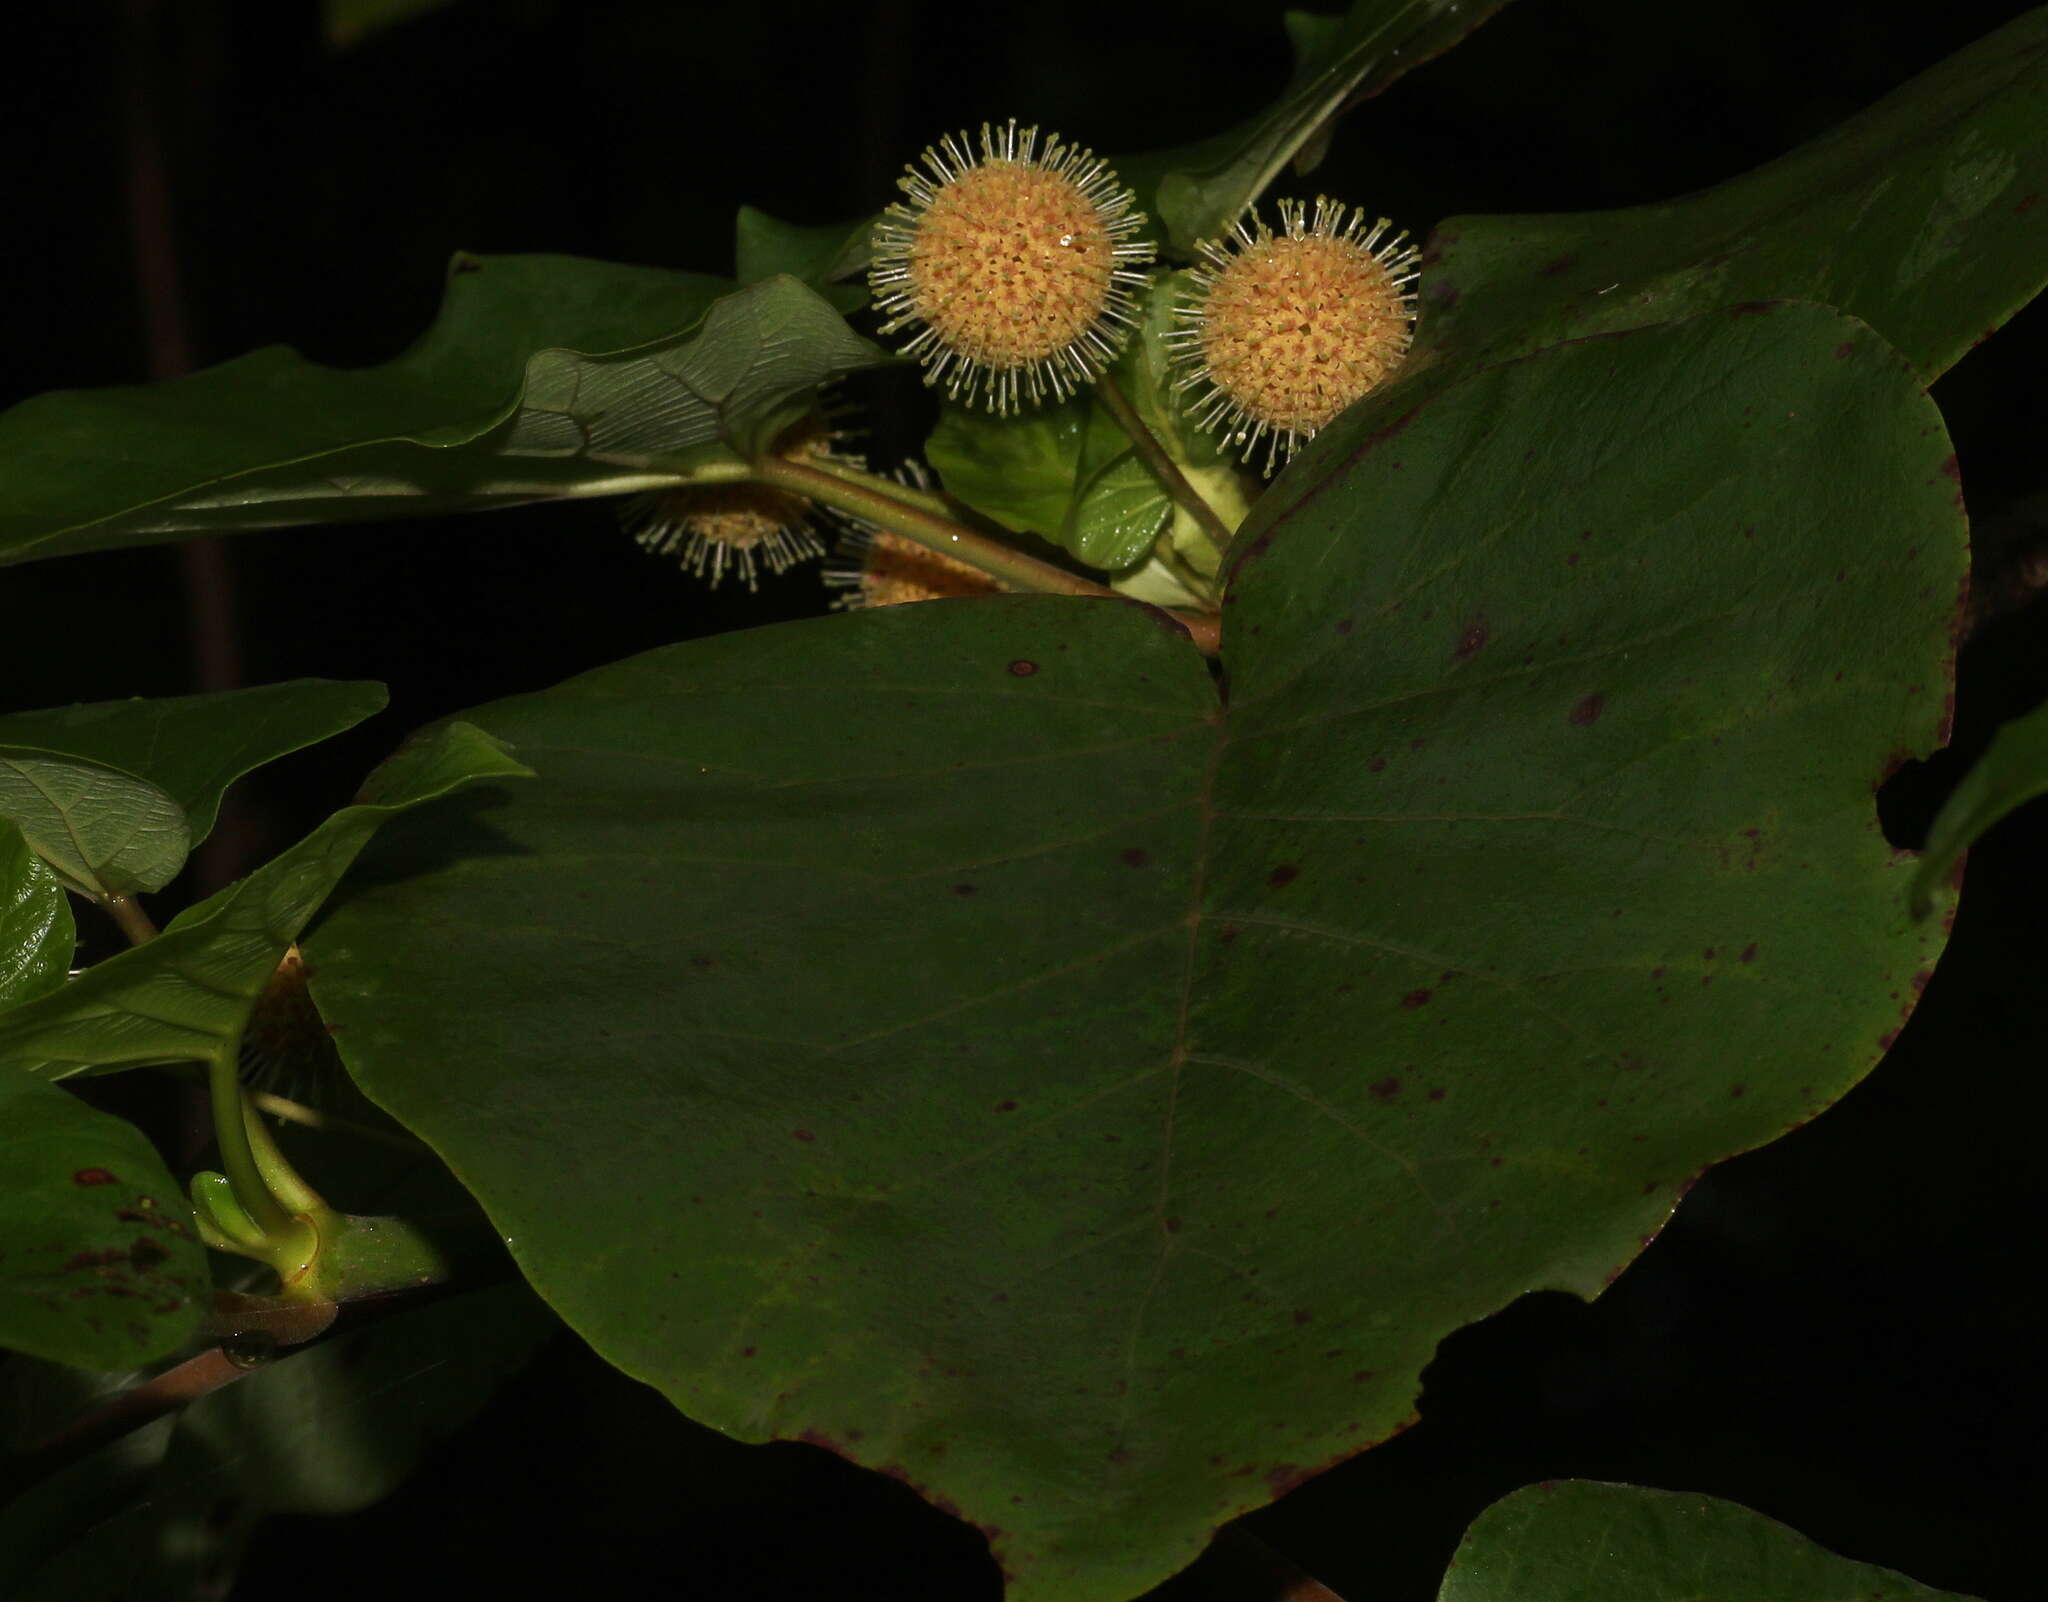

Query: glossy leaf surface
[[1440, 1481, 1979, 1602], [0, 680, 387, 848], [0, 258, 885, 568], [0, 1070, 205, 1367], [311, 302, 1959, 1600], [928, 274, 1248, 577], [1419, 9, 2048, 382], [0, 723, 529, 1081], [0, 825, 72, 1009]]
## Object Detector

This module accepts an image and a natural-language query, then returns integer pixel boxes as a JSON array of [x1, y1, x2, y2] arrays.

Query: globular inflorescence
[[621, 415, 855, 590], [622, 483, 827, 591], [1167, 197, 1419, 474], [870, 119, 1156, 415]]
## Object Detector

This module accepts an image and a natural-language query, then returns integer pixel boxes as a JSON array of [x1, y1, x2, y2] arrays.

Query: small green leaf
[[0, 1070, 206, 1368], [1440, 1481, 1981, 1602], [0, 680, 387, 848], [735, 206, 872, 313], [1123, 0, 1518, 254], [0, 258, 888, 569], [1910, 694, 2048, 919], [0, 722, 530, 1081], [926, 273, 1247, 576], [1069, 448, 1174, 571], [0, 824, 72, 1009], [1421, 8, 2048, 382], [0, 753, 189, 901], [927, 396, 1092, 541]]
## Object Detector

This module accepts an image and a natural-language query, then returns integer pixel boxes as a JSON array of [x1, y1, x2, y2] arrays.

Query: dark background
[[4, 2, 2045, 1598]]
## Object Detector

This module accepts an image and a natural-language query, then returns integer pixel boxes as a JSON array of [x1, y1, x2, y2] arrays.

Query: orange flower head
[[1167, 197, 1418, 474], [871, 119, 1155, 415]]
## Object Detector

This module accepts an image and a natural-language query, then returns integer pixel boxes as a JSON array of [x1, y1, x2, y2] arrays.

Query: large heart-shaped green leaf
[[0, 722, 529, 1082], [307, 302, 1959, 1601], [1419, 8, 2048, 382], [0, 1069, 206, 1368], [0, 259, 884, 569], [0, 681, 387, 849], [1438, 1481, 1980, 1602]]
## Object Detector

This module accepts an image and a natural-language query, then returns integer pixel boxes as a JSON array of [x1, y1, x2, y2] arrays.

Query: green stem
[[755, 455, 1116, 600], [795, 456, 956, 519], [208, 1030, 293, 1241], [756, 455, 1223, 654], [102, 894, 158, 946], [241, 1093, 327, 1217], [1093, 371, 1235, 556]]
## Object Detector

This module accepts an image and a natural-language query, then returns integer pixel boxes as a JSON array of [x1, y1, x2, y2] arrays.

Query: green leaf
[[506, 272, 886, 463], [929, 393, 1168, 572], [926, 273, 1249, 576], [1420, 8, 2048, 382], [0, 681, 387, 848], [0, 722, 530, 1081], [735, 206, 872, 314], [1910, 693, 2048, 919], [0, 824, 72, 1009], [0, 1283, 557, 1600], [0, 1070, 206, 1368], [0, 753, 189, 901], [1122, 0, 1518, 254], [0, 258, 888, 569], [308, 303, 1958, 1601], [1439, 1481, 1982, 1602]]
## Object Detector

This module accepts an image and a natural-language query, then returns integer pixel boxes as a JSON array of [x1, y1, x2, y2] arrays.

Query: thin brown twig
[[1, 1346, 248, 1506]]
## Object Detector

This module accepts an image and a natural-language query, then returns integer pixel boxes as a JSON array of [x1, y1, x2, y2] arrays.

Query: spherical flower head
[[870, 119, 1156, 416], [621, 415, 849, 591], [1167, 197, 1419, 474], [624, 483, 826, 591]]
